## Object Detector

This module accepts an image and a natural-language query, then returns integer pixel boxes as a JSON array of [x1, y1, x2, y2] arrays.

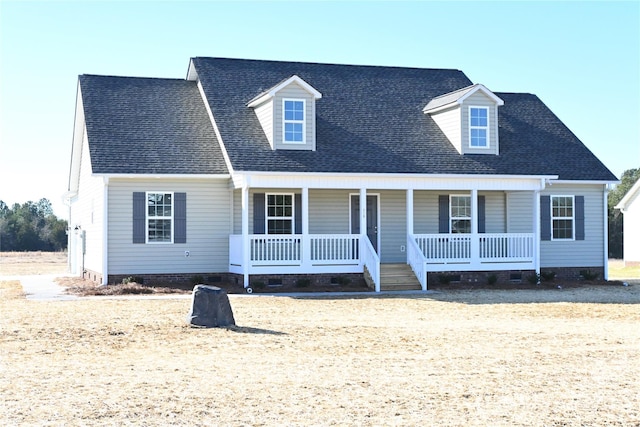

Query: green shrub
[[190, 275, 205, 286], [251, 281, 265, 289], [122, 276, 144, 285], [527, 273, 540, 285], [296, 278, 311, 288], [540, 271, 556, 282], [487, 274, 498, 285], [580, 269, 599, 281], [336, 276, 351, 286], [438, 275, 451, 285]]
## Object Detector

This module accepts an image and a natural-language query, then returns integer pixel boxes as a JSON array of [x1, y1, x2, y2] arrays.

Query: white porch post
[[533, 189, 541, 276], [242, 186, 250, 288], [359, 188, 367, 237], [470, 189, 479, 267], [603, 185, 609, 280], [406, 189, 414, 237], [301, 187, 310, 269]]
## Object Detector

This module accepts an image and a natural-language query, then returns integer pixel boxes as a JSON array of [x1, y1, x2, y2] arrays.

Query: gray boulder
[[187, 285, 235, 327]]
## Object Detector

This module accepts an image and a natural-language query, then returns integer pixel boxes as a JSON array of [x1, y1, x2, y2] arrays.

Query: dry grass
[[609, 259, 640, 281], [0, 251, 67, 276], [1, 281, 639, 426]]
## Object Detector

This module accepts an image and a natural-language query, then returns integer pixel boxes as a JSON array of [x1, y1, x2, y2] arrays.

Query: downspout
[[603, 184, 609, 280], [102, 177, 109, 285]]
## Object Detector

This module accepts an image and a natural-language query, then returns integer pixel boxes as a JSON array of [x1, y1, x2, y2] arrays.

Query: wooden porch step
[[379, 263, 422, 291]]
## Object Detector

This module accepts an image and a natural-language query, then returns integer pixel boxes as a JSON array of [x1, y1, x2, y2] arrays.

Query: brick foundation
[[241, 273, 367, 288], [428, 270, 536, 286], [105, 272, 239, 287], [90, 266, 605, 289], [539, 267, 605, 281]]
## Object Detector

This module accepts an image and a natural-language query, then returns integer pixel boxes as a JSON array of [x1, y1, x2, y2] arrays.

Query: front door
[[350, 194, 379, 253]]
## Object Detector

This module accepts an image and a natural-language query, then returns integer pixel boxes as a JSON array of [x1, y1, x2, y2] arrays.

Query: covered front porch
[[228, 173, 551, 291]]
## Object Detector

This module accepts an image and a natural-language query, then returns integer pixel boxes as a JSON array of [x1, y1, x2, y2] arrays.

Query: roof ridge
[[192, 56, 464, 73], [80, 74, 186, 82]]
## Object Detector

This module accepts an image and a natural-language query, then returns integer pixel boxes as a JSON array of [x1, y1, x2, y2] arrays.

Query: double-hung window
[[147, 192, 173, 243], [283, 99, 305, 144], [450, 195, 471, 233], [551, 196, 574, 240], [469, 107, 489, 148], [267, 194, 293, 234]]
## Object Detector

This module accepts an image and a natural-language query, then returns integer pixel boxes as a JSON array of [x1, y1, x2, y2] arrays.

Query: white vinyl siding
[[430, 106, 462, 153], [70, 131, 105, 275], [107, 178, 232, 274], [622, 192, 640, 262], [273, 82, 315, 151], [254, 101, 274, 148]]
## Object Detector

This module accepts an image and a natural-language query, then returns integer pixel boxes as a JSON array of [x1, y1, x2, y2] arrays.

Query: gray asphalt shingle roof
[[79, 58, 616, 182], [80, 75, 228, 175], [192, 57, 616, 181]]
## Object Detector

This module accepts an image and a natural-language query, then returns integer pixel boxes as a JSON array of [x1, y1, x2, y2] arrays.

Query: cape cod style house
[[65, 57, 617, 291]]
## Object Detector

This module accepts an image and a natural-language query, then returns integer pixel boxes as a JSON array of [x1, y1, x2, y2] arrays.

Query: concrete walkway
[[1, 274, 78, 301]]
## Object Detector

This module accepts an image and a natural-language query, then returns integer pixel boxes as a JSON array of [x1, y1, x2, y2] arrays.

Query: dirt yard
[[0, 251, 68, 276], [1, 278, 639, 426]]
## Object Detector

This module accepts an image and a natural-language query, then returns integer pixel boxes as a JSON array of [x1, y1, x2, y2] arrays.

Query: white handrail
[[361, 237, 380, 292], [407, 234, 427, 290]]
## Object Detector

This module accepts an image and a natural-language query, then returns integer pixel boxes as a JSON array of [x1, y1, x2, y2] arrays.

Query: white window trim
[[146, 191, 174, 244], [266, 192, 295, 234], [282, 98, 306, 144], [551, 195, 575, 241], [450, 194, 471, 234], [468, 106, 490, 149]]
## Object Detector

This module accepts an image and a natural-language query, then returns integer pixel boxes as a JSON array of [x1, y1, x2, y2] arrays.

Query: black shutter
[[133, 192, 146, 244], [294, 193, 302, 234], [438, 195, 449, 233], [575, 196, 585, 241], [540, 195, 551, 241], [253, 193, 265, 234], [174, 192, 187, 244], [478, 195, 486, 233]]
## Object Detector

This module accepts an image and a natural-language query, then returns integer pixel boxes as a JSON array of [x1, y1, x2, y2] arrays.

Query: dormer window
[[469, 107, 489, 148], [247, 75, 321, 151], [424, 84, 503, 156], [283, 99, 305, 144]]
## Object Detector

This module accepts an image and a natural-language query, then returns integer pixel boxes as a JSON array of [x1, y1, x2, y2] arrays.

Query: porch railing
[[413, 233, 534, 265], [230, 234, 363, 267], [479, 233, 534, 262], [415, 234, 471, 263], [310, 234, 360, 264]]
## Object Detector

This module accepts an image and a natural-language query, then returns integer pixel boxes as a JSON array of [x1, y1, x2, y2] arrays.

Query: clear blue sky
[[1, 1, 638, 219]]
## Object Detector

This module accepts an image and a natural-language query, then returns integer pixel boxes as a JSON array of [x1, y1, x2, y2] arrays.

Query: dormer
[[424, 84, 504, 155], [248, 75, 322, 151]]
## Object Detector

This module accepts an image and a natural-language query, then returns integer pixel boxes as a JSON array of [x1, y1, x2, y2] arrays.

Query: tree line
[[0, 198, 68, 251]]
